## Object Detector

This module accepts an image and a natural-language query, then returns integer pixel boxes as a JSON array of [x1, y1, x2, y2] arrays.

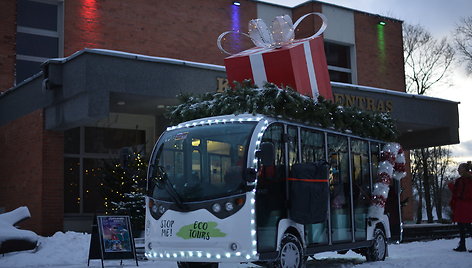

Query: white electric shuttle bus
[[144, 114, 402, 268]]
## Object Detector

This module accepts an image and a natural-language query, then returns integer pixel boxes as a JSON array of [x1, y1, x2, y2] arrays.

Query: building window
[[64, 127, 146, 214], [16, 0, 63, 84], [325, 42, 352, 83]]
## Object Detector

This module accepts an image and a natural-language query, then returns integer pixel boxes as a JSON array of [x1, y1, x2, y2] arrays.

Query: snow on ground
[[0, 231, 471, 268]]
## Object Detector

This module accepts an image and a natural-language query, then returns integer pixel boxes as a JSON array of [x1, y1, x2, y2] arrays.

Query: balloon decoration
[[368, 142, 407, 218]]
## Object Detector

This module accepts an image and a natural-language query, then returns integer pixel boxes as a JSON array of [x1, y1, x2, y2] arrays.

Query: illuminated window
[[207, 140, 231, 155], [207, 140, 231, 184], [192, 150, 201, 179], [192, 138, 201, 147]]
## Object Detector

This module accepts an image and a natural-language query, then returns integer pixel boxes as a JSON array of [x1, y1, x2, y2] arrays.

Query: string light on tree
[[99, 150, 148, 233]]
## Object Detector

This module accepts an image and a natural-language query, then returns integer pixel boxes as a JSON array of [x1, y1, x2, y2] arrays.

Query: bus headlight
[[225, 202, 234, 212], [151, 204, 159, 214], [212, 203, 221, 213], [158, 205, 166, 214], [230, 243, 238, 251]]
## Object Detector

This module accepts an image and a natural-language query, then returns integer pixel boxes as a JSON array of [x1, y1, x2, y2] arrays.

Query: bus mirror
[[256, 142, 275, 166], [246, 168, 257, 183]]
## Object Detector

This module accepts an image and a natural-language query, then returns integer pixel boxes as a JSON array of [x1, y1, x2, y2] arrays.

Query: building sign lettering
[[216, 77, 229, 92], [334, 93, 393, 112]]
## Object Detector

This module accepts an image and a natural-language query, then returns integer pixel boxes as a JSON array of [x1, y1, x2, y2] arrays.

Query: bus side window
[[329, 152, 345, 209], [259, 124, 285, 181], [287, 126, 299, 167], [257, 142, 276, 179], [371, 143, 380, 189], [351, 139, 370, 240], [301, 129, 324, 163], [300, 128, 328, 245]]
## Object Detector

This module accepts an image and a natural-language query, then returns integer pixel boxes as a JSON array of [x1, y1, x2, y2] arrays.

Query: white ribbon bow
[[218, 12, 327, 55]]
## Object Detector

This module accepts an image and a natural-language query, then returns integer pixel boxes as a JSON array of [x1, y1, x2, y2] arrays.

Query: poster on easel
[[98, 216, 133, 253], [88, 215, 138, 267]]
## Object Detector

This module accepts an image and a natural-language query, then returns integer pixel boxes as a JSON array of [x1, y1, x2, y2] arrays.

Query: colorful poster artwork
[[98, 216, 132, 253]]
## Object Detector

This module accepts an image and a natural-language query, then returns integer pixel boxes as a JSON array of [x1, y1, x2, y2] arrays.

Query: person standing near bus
[[448, 161, 472, 252]]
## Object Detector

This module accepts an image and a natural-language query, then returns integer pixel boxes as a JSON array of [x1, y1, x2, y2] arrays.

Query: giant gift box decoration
[[218, 13, 333, 101]]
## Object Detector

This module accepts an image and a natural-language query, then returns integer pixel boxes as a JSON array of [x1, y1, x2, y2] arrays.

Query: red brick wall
[[354, 13, 406, 92], [292, 2, 323, 39], [0, 0, 16, 91], [41, 129, 64, 236], [0, 110, 64, 236], [64, 0, 257, 65]]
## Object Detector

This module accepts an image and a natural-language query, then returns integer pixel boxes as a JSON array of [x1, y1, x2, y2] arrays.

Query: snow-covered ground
[[0, 231, 471, 268]]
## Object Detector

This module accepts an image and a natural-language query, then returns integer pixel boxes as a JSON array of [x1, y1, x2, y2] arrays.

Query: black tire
[[177, 262, 219, 268], [365, 228, 387, 262], [273, 233, 306, 268]]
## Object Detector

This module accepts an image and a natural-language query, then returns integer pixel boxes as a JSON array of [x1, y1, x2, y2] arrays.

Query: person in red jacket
[[448, 161, 472, 252]]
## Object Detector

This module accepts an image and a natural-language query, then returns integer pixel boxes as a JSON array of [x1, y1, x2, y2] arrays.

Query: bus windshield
[[149, 122, 257, 202]]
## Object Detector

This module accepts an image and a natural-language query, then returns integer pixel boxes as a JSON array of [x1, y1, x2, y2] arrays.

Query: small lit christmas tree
[[100, 150, 147, 236]]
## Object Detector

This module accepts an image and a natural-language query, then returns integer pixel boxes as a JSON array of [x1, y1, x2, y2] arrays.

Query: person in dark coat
[[448, 162, 472, 252]]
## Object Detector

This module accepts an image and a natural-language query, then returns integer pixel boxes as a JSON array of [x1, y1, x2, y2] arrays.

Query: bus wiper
[[154, 166, 186, 210]]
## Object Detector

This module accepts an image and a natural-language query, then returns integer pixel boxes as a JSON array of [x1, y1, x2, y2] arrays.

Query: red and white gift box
[[223, 35, 333, 101]]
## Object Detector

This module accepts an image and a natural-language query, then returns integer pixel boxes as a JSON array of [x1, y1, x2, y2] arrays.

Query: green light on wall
[[378, 21, 387, 26], [377, 23, 386, 73]]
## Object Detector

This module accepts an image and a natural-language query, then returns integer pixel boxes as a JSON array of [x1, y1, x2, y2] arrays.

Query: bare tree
[[403, 24, 455, 94], [429, 147, 454, 222], [420, 148, 434, 223], [455, 16, 472, 74], [410, 149, 424, 223], [403, 24, 455, 223], [410, 147, 455, 223]]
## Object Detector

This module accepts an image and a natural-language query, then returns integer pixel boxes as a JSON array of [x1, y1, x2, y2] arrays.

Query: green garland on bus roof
[[167, 81, 398, 141]]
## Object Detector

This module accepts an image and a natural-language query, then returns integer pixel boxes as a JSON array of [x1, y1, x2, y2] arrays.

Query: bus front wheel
[[177, 262, 218, 268], [273, 233, 305, 268], [365, 228, 387, 262]]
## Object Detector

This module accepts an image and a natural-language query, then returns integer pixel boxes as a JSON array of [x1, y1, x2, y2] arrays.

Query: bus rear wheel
[[365, 228, 387, 262], [177, 262, 218, 268], [273, 233, 305, 268]]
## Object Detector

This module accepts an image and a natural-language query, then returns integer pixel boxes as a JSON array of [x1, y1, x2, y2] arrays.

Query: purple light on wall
[[230, 4, 241, 53], [231, 4, 241, 32]]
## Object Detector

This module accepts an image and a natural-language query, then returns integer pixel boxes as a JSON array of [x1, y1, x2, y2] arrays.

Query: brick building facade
[[0, 0, 458, 236]]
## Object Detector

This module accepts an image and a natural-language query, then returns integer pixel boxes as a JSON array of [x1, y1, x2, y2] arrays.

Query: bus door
[[256, 123, 286, 252], [327, 134, 352, 243]]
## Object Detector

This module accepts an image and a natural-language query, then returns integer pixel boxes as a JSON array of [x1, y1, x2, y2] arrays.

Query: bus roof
[[166, 113, 386, 143]]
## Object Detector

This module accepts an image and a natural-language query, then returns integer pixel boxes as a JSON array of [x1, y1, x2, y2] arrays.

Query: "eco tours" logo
[[176, 221, 226, 240]]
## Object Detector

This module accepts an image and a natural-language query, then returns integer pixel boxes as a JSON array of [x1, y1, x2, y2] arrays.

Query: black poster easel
[[87, 215, 138, 268]]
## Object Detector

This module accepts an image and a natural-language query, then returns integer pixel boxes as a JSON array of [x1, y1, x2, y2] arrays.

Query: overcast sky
[[259, 0, 472, 163], [259, 0, 471, 37]]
